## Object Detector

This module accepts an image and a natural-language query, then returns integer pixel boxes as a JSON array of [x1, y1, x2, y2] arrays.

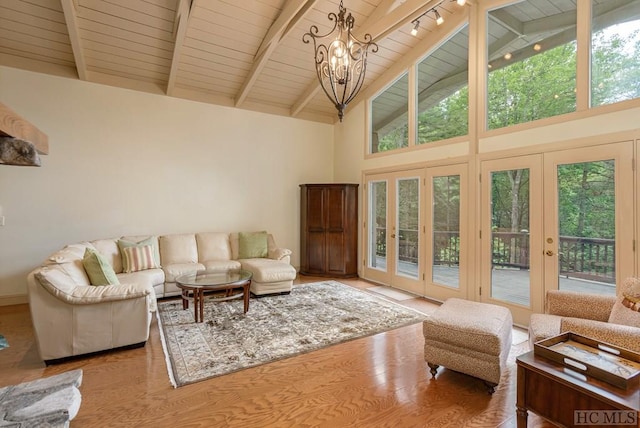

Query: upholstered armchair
[[529, 286, 640, 353]]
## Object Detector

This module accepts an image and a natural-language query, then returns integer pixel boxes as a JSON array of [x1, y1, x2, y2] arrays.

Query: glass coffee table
[[175, 269, 253, 323]]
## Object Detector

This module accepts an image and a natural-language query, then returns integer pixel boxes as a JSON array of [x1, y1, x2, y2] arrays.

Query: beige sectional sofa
[[27, 231, 296, 363]]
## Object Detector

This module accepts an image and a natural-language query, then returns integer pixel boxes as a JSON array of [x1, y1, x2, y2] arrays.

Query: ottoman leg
[[484, 381, 497, 395], [427, 363, 439, 378]]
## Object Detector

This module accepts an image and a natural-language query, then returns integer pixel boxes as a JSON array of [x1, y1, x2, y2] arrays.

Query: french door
[[481, 142, 634, 325], [364, 170, 424, 294], [363, 164, 468, 300], [424, 164, 469, 301]]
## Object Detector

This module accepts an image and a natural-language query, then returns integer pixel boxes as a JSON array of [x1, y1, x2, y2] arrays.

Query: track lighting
[[409, 0, 467, 34], [411, 20, 420, 36], [434, 9, 444, 25]]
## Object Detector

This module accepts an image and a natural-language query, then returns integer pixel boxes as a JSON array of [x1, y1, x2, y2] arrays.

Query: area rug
[[157, 280, 427, 387], [0, 334, 7, 350]]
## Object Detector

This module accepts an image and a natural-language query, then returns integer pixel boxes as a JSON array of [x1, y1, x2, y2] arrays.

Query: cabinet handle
[[391, 234, 396, 238]]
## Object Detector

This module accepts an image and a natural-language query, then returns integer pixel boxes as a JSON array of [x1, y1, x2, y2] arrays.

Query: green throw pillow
[[238, 231, 268, 259], [82, 248, 119, 286]]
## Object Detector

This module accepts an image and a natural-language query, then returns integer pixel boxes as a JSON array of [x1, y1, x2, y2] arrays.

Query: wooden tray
[[534, 332, 640, 389]]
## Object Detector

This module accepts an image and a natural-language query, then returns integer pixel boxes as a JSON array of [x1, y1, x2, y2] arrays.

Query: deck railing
[[374, 228, 615, 284]]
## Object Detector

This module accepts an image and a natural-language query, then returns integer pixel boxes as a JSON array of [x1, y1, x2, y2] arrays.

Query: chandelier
[[303, 1, 378, 122]]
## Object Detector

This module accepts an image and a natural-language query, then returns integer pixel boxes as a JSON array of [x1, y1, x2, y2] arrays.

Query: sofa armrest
[[560, 317, 640, 353], [37, 270, 156, 308], [546, 290, 615, 321], [269, 247, 292, 261]]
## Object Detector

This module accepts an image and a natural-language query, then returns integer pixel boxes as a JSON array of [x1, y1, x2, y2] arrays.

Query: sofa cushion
[[163, 262, 205, 283], [121, 245, 159, 273], [160, 234, 198, 265], [528, 313, 562, 344], [238, 231, 268, 259], [423, 298, 512, 355], [118, 236, 161, 267], [82, 248, 119, 286], [90, 238, 122, 273], [202, 260, 242, 272], [117, 268, 165, 289], [240, 259, 296, 283], [196, 232, 232, 261], [230, 233, 277, 260]]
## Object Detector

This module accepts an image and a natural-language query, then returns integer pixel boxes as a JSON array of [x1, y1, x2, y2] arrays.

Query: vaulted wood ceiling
[[2, 1, 637, 125], [0, 0, 468, 123]]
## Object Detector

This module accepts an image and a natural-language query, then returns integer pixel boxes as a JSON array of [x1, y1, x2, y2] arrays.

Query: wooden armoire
[[299, 183, 358, 278]]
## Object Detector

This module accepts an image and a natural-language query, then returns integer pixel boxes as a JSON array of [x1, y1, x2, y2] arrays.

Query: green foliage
[[557, 161, 615, 239], [418, 87, 469, 144], [488, 42, 577, 130], [592, 27, 640, 106]]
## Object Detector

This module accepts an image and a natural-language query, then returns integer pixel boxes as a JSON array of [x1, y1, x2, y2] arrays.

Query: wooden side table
[[516, 351, 640, 427]]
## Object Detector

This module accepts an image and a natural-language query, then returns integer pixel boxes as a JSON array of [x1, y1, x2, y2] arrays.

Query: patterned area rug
[[157, 280, 427, 387]]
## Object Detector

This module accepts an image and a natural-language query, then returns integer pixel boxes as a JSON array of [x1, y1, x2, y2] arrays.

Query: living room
[[1, 0, 640, 426]]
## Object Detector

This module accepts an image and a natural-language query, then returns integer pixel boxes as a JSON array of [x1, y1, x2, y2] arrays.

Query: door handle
[[545, 250, 555, 256]]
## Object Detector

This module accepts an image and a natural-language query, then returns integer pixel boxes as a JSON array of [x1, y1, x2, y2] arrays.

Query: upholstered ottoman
[[423, 298, 512, 394], [240, 258, 297, 296]]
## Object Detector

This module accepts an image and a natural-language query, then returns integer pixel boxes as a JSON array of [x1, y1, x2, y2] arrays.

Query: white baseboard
[[0, 294, 28, 306]]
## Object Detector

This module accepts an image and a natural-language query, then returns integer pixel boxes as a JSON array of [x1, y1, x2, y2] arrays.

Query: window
[[370, 73, 409, 153], [486, 1, 577, 130], [417, 25, 469, 144], [591, 0, 640, 107]]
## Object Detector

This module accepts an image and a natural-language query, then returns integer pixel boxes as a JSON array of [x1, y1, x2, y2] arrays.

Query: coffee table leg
[[192, 289, 199, 323], [181, 289, 189, 310], [243, 282, 250, 313], [198, 289, 204, 323]]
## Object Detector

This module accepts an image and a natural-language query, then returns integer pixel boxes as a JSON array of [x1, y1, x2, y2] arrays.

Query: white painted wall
[[0, 66, 334, 299]]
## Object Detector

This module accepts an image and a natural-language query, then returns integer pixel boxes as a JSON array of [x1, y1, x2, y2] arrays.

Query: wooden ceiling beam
[[166, 0, 192, 96], [0, 102, 49, 154], [235, 0, 316, 108], [60, 0, 88, 80]]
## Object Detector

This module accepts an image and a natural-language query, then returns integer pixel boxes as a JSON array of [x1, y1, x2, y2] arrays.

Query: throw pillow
[[82, 248, 119, 286], [121, 244, 159, 273], [118, 237, 161, 269], [238, 231, 268, 259], [608, 298, 640, 328]]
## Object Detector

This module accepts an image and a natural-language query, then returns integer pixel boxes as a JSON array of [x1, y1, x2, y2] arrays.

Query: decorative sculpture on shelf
[[0, 137, 41, 167], [303, 0, 378, 122]]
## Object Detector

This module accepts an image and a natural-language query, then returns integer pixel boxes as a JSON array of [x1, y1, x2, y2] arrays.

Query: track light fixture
[[409, 0, 468, 35], [411, 20, 420, 36], [433, 9, 444, 25]]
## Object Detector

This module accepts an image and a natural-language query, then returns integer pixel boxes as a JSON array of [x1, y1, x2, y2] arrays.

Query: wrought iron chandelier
[[303, 0, 378, 122]]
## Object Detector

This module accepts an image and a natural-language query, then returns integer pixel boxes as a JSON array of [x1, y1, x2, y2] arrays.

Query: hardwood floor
[[0, 276, 555, 427]]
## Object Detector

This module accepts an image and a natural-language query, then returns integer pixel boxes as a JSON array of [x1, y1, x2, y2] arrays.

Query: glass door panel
[[425, 164, 468, 302], [432, 175, 461, 288], [368, 180, 387, 273], [490, 168, 531, 307], [557, 160, 616, 295], [396, 177, 420, 280], [543, 142, 634, 297], [481, 155, 543, 326]]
